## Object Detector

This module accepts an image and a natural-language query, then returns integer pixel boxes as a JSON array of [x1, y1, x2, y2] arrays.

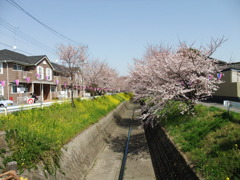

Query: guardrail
[[0, 96, 97, 116], [223, 100, 240, 113], [0, 102, 58, 116]]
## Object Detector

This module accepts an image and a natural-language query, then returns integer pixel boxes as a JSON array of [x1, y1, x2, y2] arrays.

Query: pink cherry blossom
[[127, 38, 226, 122]]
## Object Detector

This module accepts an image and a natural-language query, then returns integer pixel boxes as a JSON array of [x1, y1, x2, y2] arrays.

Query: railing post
[[4, 107, 7, 116], [227, 101, 231, 115]]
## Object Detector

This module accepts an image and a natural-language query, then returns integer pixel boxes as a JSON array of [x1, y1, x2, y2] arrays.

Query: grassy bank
[[0, 93, 132, 174], [159, 102, 240, 180]]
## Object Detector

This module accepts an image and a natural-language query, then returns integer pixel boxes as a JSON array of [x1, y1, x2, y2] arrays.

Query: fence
[[17, 96, 43, 104], [0, 96, 95, 116], [17, 96, 28, 104], [0, 102, 56, 116], [223, 100, 240, 113]]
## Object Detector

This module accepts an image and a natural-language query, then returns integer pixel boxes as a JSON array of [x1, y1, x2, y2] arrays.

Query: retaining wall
[[144, 123, 199, 180], [1, 101, 130, 180]]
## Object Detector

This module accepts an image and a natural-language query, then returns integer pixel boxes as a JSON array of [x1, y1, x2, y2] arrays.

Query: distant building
[[213, 62, 240, 102]]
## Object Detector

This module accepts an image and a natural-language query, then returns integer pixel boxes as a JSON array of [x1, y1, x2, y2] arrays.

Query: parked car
[[0, 96, 14, 107]]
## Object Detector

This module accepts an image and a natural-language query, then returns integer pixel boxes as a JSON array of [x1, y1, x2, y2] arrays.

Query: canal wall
[[1, 101, 130, 180], [1, 102, 202, 180], [144, 123, 200, 180]]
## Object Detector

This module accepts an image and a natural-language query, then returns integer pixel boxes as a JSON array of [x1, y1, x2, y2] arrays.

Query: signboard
[[27, 98, 34, 104]]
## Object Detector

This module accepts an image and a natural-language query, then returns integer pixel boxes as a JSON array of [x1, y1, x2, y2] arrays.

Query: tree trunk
[[71, 83, 75, 107]]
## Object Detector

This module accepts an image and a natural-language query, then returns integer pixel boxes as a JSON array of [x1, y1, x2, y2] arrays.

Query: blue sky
[[0, 0, 240, 75]]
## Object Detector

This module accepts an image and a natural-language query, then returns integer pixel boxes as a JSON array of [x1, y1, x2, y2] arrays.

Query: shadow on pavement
[[108, 133, 150, 160]]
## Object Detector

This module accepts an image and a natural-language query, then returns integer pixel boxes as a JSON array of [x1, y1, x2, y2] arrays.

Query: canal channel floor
[[84, 103, 155, 180]]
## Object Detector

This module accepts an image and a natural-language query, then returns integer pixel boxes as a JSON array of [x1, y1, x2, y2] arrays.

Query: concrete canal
[[6, 101, 199, 180]]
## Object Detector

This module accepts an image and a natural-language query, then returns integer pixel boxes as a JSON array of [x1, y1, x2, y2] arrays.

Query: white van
[[0, 96, 14, 107]]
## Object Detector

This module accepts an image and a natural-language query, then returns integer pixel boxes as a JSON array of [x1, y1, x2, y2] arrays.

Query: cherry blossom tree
[[127, 38, 226, 122], [115, 76, 129, 92], [57, 44, 88, 107], [84, 59, 119, 95]]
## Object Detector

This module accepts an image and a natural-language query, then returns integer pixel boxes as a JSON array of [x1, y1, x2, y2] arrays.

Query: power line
[[5, 0, 80, 45], [0, 18, 57, 55], [0, 19, 56, 55], [0, 28, 48, 50], [0, 42, 34, 55]]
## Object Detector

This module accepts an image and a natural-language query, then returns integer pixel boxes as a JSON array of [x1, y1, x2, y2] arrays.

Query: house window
[[51, 85, 56, 92], [0, 63, 3, 74], [37, 66, 44, 80], [12, 84, 17, 93], [46, 68, 52, 80], [231, 71, 240, 82], [0, 85, 3, 96], [75, 73, 83, 83], [13, 64, 23, 71], [12, 84, 26, 93]]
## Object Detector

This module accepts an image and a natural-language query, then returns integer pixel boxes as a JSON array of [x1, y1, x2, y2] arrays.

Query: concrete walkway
[[84, 103, 155, 180]]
